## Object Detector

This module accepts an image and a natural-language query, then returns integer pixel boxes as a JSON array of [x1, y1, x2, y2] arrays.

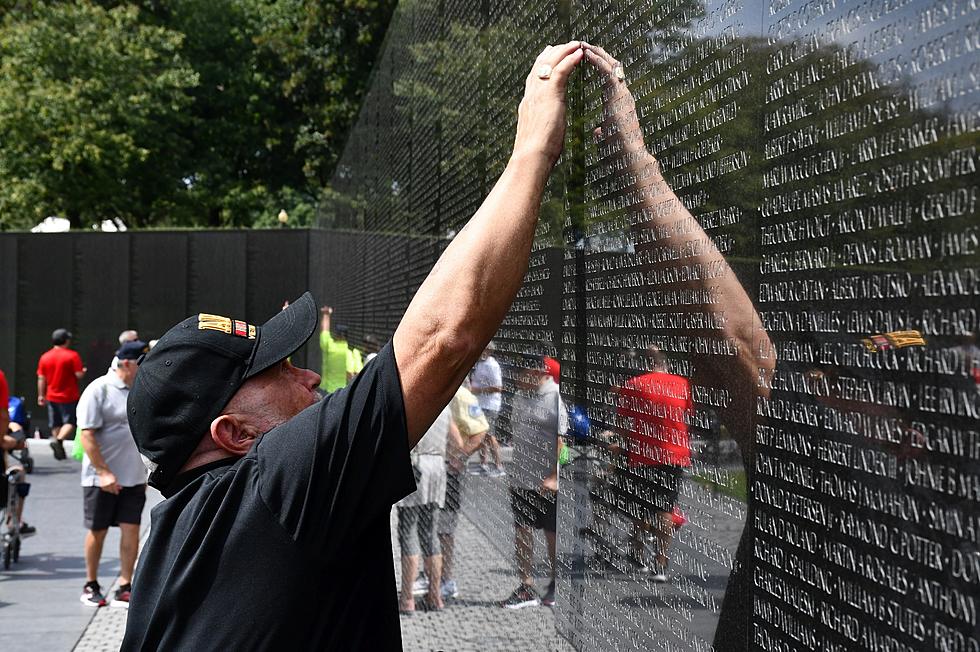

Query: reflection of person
[[501, 355, 568, 609], [319, 305, 363, 392], [469, 344, 504, 476], [37, 328, 86, 460], [438, 384, 489, 600], [582, 43, 773, 650], [122, 41, 585, 650], [77, 341, 149, 608], [614, 345, 692, 580], [397, 407, 452, 613]]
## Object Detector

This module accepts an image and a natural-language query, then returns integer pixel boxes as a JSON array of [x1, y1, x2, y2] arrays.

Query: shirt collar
[[108, 372, 129, 390], [161, 457, 238, 499]]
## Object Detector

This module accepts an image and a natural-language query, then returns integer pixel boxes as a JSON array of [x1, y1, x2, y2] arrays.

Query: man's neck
[[179, 449, 240, 475]]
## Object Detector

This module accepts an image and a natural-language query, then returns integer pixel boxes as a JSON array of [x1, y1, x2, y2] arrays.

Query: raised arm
[[393, 42, 584, 444]]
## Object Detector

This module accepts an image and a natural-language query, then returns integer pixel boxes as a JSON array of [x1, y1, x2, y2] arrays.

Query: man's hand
[[321, 306, 333, 315], [512, 41, 584, 166], [37, 396, 45, 407], [98, 469, 121, 494]]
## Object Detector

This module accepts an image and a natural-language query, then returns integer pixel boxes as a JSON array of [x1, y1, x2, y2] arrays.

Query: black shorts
[[509, 487, 557, 532], [616, 464, 683, 522], [83, 485, 146, 530], [48, 401, 77, 429]]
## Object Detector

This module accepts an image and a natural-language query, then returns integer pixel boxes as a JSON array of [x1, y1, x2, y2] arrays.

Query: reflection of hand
[[321, 306, 333, 315], [583, 43, 651, 165], [512, 41, 584, 166], [540, 474, 558, 493]]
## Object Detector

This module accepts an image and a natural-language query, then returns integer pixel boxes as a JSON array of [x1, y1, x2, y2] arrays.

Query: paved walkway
[[14, 443, 743, 650], [0, 440, 160, 651]]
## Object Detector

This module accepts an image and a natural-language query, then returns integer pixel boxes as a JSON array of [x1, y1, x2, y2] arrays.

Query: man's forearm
[[37, 377, 45, 402], [80, 429, 109, 472], [395, 152, 553, 437]]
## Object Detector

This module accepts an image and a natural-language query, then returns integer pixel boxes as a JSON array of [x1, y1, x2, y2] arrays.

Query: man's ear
[[210, 414, 256, 456]]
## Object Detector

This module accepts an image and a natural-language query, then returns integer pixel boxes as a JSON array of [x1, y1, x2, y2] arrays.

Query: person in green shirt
[[319, 306, 363, 392]]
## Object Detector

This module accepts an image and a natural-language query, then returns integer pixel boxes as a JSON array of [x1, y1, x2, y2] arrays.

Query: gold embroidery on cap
[[197, 313, 256, 339], [198, 313, 232, 334]]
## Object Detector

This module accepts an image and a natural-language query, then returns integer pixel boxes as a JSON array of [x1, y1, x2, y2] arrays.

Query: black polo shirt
[[121, 343, 415, 651]]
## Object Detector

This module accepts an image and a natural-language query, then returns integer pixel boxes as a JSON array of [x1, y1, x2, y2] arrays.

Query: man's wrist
[[506, 149, 554, 181]]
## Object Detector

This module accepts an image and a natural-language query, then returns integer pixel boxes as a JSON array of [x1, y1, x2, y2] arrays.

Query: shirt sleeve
[[36, 355, 45, 378], [256, 342, 415, 555], [76, 381, 104, 431], [0, 371, 9, 410], [557, 396, 569, 436]]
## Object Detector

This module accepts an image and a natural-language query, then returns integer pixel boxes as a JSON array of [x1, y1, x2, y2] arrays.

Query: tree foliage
[[0, 0, 396, 229]]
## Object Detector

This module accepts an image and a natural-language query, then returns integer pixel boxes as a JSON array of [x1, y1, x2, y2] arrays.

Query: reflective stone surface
[[320, 0, 980, 649]]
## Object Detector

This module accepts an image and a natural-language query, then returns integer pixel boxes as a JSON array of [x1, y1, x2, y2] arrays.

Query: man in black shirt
[[122, 41, 586, 650]]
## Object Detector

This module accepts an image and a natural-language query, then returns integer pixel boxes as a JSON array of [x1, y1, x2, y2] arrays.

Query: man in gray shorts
[[77, 341, 149, 608]]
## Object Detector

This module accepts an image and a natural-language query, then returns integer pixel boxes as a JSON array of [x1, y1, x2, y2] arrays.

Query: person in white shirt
[[469, 344, 505, 476]]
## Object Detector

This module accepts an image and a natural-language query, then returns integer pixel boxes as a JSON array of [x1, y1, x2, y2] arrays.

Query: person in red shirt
[[37, 328, 86, 460], [613, 345, 693, 581]]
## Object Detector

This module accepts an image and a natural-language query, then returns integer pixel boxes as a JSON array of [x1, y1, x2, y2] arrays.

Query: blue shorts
[[47, 401, 77, 429]]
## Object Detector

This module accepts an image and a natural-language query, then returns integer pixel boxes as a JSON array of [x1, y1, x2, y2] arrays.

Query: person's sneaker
[[111, 584, 132, 608], [542, 582, 556, 607], [488, 466, 507, 477], [50, 438, 66, 460], [441, 579, 459, 600], [468, 464, 487, 476], [412, 576, 429, 596], [651, 572, 669, 583], [18, 522, 36, 537], [80, 581, 106, 607], [501, 584, 540, 609]]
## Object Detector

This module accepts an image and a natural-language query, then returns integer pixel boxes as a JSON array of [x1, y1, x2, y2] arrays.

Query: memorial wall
[[320, 0, 979, 649]]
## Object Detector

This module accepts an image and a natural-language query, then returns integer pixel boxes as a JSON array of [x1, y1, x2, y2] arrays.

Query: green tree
[[0, 1, 198, 228]]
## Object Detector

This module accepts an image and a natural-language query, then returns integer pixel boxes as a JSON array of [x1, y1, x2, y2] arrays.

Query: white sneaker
[[412, 576, 429, 596], [441, 579, 459, 599], [488, 467, 507, 477]]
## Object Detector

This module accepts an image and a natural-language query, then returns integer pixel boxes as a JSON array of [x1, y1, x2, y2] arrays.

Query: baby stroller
[[7, 396, 34, 474]]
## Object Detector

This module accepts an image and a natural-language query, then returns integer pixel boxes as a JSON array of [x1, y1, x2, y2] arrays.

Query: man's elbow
[[432, 328, 480, 378]]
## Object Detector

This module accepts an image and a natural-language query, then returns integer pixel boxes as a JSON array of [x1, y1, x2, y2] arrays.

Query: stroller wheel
[[3, 543, 10, 570], [23, 458, 33, 474], [12, 537, 20, 563]]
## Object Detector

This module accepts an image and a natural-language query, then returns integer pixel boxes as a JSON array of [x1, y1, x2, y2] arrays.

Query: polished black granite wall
[[327, 0, 979, 649]]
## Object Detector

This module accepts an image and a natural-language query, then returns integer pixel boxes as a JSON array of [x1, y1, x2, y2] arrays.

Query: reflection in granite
[[321, 0, 979, 650]]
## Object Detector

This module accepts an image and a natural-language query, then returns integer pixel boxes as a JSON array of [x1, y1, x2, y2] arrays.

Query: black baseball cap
[[128, 292, 318, 491], [116, 340, 149, 361]]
